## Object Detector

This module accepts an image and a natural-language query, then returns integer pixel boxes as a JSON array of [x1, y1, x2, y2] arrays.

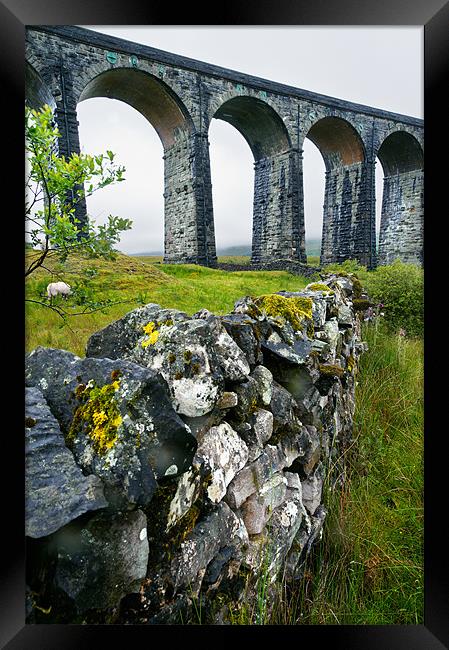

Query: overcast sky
[[75, 26, 423, 254]]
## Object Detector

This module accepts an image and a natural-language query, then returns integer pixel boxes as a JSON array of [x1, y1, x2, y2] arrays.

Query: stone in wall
[[25, 386, 107, 538], [86, 303, 189, 360], [53, 509, 149, 612], [25, 349, 196, 508], [87, 306, 250, 418], [196, 422, 249, 503]]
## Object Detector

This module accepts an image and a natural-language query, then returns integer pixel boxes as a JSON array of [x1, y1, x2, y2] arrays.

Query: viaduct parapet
[[26, 26, 424, 268]]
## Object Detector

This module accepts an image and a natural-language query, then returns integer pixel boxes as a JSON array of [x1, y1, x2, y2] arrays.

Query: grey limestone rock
[[301, 462, 325, 515], [320, 318, 341, 358], [291, 425, 321, 477], [261, 337, 312, 366], [232, 295, 263, 318], [252, 408, 274, 444], [53, 509, 149, 611], [169, 501, 242, 592], [225, 447, 280, 510], [269, 362, 315, 405], [284, 505, 327, 580], [192, 307, 215, 319], [196, 422, 249, 503], [310, 338, 331, 360], [243, 473, 306, 577], [311, 298, 328, 329], [263, 475, 307, 574], [333, 276, 355, 296], [225, 429, 308, 511], [270, 380, 302, 434], [165, 464, 203, 531], [25, 348, 196, 507], [231, 408, 274, 462], [240, 472, 288, 535], [276, 427, 311, 467], [87, 304, 251, 418], [251, 365, 273, 405], [216, 391, 238, 409], [86, 303, 189, 360], [221, 313, 263, 367], [337, 304, 354, 327], [25, 386, 107, 538], [131, 317, 251, 417]]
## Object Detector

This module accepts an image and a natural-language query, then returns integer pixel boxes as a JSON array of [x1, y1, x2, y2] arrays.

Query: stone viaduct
[[25, 25, 424, 268]]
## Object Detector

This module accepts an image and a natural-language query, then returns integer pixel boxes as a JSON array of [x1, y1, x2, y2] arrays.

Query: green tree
[[25, 104, 133, 317]]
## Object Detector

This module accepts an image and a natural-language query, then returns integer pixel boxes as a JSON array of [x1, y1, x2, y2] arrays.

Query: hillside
[[130, 239, 322, 259], [25, 250, 313, 356]]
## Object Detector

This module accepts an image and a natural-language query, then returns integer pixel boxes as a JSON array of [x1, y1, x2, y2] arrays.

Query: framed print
[[3, 0, 447, 647]]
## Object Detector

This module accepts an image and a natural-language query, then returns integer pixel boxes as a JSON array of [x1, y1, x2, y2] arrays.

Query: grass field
[[25, 250, 423, 624], [25, 251, 314, 356]]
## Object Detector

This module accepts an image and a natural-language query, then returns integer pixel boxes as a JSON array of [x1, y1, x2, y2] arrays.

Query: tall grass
[[283, 321, 424, 625]]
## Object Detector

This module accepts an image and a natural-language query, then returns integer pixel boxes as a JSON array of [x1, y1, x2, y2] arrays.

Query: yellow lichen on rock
[[306, 282, 334, 294], [68, 379, 122, 455], [143, 321, 156, 336], [254, 294, 313, 332], [142, 321, 160, 348]]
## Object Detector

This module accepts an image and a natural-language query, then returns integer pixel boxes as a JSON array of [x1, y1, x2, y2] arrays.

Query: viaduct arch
[[376, 130, 424, 266], [25, 26, 424, 268]]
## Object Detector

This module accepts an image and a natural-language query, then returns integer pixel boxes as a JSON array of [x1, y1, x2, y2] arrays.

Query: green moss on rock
[[170, 505, 201, 549], [332, 271, 363, 299], [318, 363, 345, 378], [346, 355, 355, 373], [352, 298, 372, 312], [351, 277, 363, 299]]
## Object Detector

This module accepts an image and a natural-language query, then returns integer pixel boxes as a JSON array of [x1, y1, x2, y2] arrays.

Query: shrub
[[361, 260, 423, 337], [323, 259, 367, 275]]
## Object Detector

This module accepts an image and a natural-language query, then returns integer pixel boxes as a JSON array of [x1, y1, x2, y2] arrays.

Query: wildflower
[[364, 306, 375, 322]]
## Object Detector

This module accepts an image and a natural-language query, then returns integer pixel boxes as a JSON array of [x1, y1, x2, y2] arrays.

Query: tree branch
[[25, 297, 136, 317]]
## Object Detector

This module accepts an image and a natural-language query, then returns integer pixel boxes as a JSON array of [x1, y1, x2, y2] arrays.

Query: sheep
[[46, 281, 72, 301]]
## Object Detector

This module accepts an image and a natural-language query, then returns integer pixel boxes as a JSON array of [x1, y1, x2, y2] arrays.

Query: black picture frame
[[4, 0, 447, 647]]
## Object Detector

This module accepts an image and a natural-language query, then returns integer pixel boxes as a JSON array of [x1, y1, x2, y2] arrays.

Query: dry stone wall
[[25, 273, 369, 624]]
